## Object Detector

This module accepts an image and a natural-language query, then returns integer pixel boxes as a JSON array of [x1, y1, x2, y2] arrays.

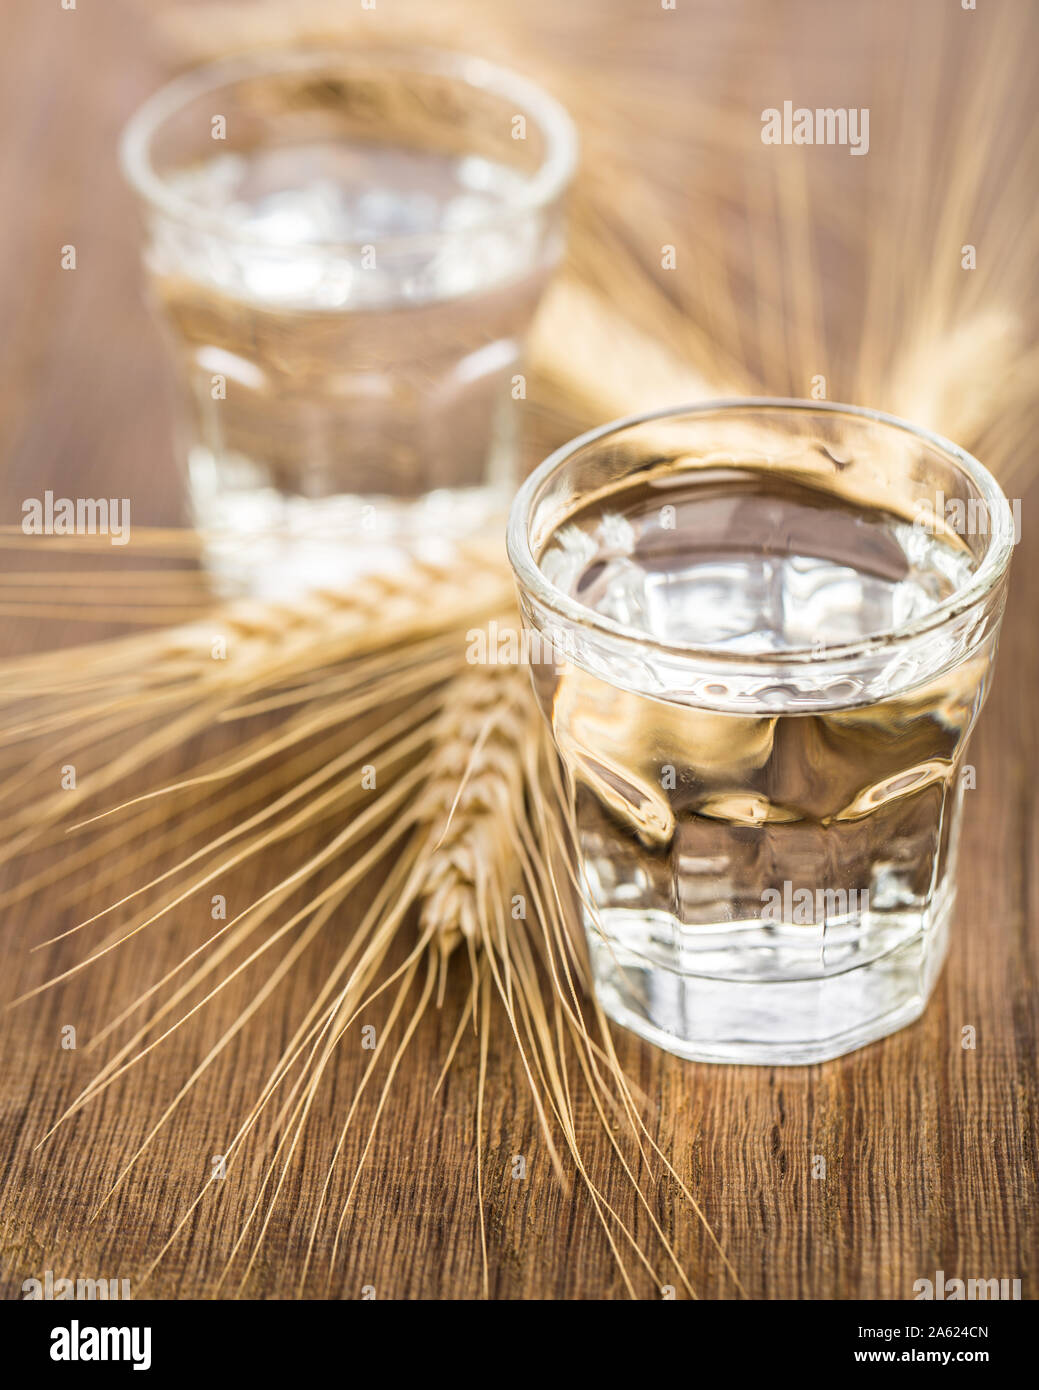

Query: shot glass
[[507, 400, 1014, 1065], [121, 46, 576, 596]]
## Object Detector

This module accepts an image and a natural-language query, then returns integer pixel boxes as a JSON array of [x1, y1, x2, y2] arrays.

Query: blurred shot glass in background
[[121, 47, 576, 596], [508, 401, 1014, 1065]]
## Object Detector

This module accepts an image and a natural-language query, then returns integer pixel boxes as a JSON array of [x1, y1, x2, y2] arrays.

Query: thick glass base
[[187, 451, 509, 599], [586, 893, 953, 1066]]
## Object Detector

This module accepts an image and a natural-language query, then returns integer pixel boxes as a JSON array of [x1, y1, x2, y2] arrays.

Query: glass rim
[[119, 44, 578, 255], [506, 397, 1015, 668]]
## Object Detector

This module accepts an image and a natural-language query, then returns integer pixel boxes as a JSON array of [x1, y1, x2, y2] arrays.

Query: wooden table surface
[[0, 0, 1036, 1301]]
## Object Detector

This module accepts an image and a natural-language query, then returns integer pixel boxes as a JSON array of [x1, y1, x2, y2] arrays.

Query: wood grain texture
[[0, 0, 1036, 1301]]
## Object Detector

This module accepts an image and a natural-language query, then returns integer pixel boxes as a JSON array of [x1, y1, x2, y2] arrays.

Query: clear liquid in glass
[[148, 141, 555, 595], [531, 470, 997, 1063]]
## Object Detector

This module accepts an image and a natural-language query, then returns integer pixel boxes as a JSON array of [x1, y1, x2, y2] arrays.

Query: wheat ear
[[411, 653, 739, 1298], [0, 541, 513, 869]]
